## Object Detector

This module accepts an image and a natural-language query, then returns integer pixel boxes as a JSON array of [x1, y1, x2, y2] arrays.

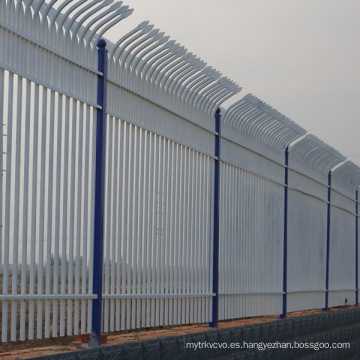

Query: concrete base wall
[[32, 307, 360, 360]]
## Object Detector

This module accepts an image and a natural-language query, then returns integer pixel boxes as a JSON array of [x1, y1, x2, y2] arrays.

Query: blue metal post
[[209, 108, 221, 328], [356, 189, 359, 306], [323, 171, 331, 311], [280, 148, 289, 319], [90, 39, 108, 347]]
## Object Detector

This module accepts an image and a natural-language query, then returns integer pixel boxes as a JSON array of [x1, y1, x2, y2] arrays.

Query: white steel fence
[[1, 0, 360, 344]]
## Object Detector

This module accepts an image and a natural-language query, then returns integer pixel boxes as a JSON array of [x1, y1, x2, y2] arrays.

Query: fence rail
[[1, 0, 360, 345]]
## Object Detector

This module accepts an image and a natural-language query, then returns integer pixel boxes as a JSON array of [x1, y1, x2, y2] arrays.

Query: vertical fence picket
[[81, 105, 91, 334], [150, 134, 157, 327], [53, 93, 62, 337], [146, 131, 154, 328], [120, 122, 128, 331], [60, 97, 70, 337], [168, 141, 175, 325], [103, 114, 112, 334], [200, 155, 206, 322], [126, 124, 134, 329], [109, 116, 118, 333], [67, 98, 77, 336], [206, 156, 213, 323], [0, 69, 3, 305], [158, 137, 165, 326], [44, 89, 55, 339], [37, 86, 47, 340], [131, 126, 139, 329], [136, 129, 144, 329], [19, 79, 31, 341], [184, 148, 190, 324], [2, 71, 13, 343], [178, 145, 185, 325], [88, 107, 97, 334], [141, 129, 149, 328], [115, 120, 124, 332], [11, 75, 23, 342], [189, 150, 195, 324]]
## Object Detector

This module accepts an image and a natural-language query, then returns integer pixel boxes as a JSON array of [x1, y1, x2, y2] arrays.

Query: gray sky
[[105, 0, 360, 165]]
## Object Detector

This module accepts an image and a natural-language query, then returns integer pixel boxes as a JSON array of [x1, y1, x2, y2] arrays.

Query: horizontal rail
[[221, 132, 286, 168], [108, 78, 216, 135], [102, 293, 215, 299], [0, 294, 98, 301], [0, 62, 101, 110], [220, 158, 286, 188], [107, 110, 217, 160], [330, 186, 357, 204], [219, 291, 284, 296], [330, 203, 357, 216], [287, 289, 357, 294], [287, 186, 328, 204], [287, 290, 325, 294]]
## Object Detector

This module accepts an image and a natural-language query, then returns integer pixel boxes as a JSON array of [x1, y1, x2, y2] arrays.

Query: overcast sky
[[104, 0, 360, 165]]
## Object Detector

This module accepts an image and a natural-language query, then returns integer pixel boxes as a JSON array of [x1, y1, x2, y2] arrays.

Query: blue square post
[[209, 108, 221, 328], [89, 39, 108, 347], [323, 171, 332, 311], [280, 148, 289, 319]]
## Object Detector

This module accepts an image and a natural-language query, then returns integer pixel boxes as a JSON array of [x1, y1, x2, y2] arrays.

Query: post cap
[[97, 39, 107, 48]]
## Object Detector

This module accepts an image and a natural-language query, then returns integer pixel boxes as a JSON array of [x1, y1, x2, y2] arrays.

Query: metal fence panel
[[218, 163, 284, 319], [329, 162, 360, 308], [0, 70, 96, 342], [328, 205, 356, 307], [286, 135, 345, 312], [287, 183, 327, 312], [101, 114, 214, 330]]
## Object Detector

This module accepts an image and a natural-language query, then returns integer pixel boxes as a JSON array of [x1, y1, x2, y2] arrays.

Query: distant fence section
[[1, 0, 360, 345]]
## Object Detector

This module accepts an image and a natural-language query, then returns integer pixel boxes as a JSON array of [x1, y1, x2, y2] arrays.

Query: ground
[[0, 306, 352, 359]]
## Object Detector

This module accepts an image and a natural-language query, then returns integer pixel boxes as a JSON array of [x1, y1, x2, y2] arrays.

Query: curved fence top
[[288, 134, 346, 175], [222, 94, 306, 152], [107, 20, 241, 124], [0, 0, 134, 69], [331, 161, 360, 195], [0, 0, 241, 127], [108, 21, 241, 107]]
